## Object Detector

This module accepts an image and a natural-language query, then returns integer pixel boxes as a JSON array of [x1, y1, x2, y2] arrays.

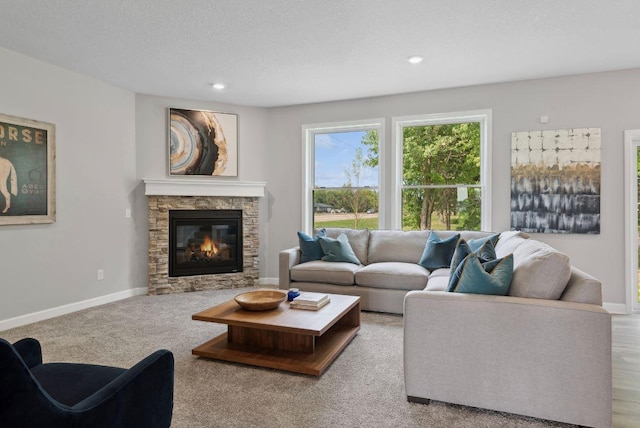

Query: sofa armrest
[[279, 247, 300, 290], [560, 266, 602, 305], [403, 291, 611, 428]]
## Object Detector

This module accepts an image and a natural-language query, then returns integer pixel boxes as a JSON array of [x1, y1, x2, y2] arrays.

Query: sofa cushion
[[290, 261, 359, 285], [418, 232, 460, 270], [320, 228, 369, 265], [425, 275, 449, 291], [319, 233, 361, 264], [355, 262, 428, 291], [509, 240, 571, 300], [297, 229, 326, 263], [367, 230, 430, 264], [435, 230, 492, 242], [495, 231, 529, 258], [428, 268, 450, 279], [448, 254, 514, 295]]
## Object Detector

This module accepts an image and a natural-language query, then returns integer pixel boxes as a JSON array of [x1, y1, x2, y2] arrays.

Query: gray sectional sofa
[[279, 227, 612, 428], [279, 227, 604, 313]]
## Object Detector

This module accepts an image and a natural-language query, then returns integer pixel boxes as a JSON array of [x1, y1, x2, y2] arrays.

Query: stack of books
[[290, 292, 330, 311]]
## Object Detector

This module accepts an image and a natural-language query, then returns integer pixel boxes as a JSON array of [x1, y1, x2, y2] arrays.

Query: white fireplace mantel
[[143, 178, 266, 197]]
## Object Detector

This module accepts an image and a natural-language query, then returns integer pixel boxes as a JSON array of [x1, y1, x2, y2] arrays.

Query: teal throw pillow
[[418, 232, 460, 270], [447, 253, 514, 295], [297, 229, 326, 263], [450, 238, 497, 272], [467, 233, 500, 253], [318, 233, 361, 264]]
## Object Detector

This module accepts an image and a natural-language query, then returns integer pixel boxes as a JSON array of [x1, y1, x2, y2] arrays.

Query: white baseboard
[[603, 302, 628, 315], [0, 287, 148, 332], [259, 277, 279, 288]]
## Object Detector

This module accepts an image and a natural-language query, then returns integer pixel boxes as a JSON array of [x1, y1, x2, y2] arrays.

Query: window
[[302, 111, 490, 233], [392, 110, 491, 231], [302, 119, 384, 232]]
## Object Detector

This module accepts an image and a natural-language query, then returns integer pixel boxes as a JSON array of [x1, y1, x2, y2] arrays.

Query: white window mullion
[[301, 127, 314, 233], [480, 110, 492, 231], [391, 117, 404, 230]]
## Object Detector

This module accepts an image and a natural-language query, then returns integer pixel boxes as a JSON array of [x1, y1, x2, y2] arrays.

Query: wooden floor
[[612, 314, 640, 427]]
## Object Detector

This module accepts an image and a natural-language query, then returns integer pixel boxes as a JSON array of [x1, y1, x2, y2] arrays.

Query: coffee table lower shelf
[[192, 324, 359, 376]]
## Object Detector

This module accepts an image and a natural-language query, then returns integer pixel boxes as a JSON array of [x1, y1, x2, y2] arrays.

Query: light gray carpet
[[2, 287, 575, 428]]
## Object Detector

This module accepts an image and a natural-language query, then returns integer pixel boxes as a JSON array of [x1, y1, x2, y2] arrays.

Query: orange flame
[[200, 236, 219, 258]]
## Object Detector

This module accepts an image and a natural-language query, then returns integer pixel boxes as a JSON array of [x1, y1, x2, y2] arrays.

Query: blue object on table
[[287, 288, 300, 301]]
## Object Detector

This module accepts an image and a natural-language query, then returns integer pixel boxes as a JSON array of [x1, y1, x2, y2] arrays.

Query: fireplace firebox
[[169, 210, 243, 277]]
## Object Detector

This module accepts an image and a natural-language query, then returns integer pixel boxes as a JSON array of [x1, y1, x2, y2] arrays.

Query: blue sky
[[314, 131, 378, 188]]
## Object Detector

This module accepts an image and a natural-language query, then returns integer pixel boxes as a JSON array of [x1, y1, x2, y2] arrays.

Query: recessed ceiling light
[[212, 83, 225, 90], [407, 55, 424, 64]]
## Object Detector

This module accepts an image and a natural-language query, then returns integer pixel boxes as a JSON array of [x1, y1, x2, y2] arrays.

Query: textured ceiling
[[0, 0, 639, 107]]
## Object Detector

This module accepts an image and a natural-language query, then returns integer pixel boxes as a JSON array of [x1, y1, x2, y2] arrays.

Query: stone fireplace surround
[[144, 179, 266, 295]]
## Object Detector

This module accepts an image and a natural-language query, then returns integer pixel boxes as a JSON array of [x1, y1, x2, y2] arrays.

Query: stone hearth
[[144, 179, 266, 295]]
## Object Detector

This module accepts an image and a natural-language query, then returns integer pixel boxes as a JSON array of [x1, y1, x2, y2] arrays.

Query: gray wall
[[0, 47, 138, 320], [265, 68, 640, 305]]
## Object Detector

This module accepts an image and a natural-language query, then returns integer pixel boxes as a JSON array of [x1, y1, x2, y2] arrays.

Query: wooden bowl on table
[[234, 290, 287, 311]]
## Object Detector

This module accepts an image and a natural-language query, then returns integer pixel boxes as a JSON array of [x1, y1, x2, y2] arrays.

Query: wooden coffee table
[[192, 293, 360, 376]]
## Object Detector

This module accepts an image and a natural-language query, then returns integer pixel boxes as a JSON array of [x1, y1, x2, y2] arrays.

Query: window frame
[[302, 118, 385, 233], [391, 110, 492, 231]]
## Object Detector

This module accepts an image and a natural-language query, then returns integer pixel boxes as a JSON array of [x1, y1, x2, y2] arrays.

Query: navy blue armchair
[[1, 337, 174, 428]]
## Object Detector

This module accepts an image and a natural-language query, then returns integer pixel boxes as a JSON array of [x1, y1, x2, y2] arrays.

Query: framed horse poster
[[0, 113, 56, 225]]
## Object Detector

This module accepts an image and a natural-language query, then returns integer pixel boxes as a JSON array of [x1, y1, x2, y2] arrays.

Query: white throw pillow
[[494, 231, 529, 258], [509, 240, 571, 300]]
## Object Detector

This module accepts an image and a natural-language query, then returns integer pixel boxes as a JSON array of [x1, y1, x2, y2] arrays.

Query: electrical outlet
[[97, 269, 104, 280], [125, 208, 131, 218]]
